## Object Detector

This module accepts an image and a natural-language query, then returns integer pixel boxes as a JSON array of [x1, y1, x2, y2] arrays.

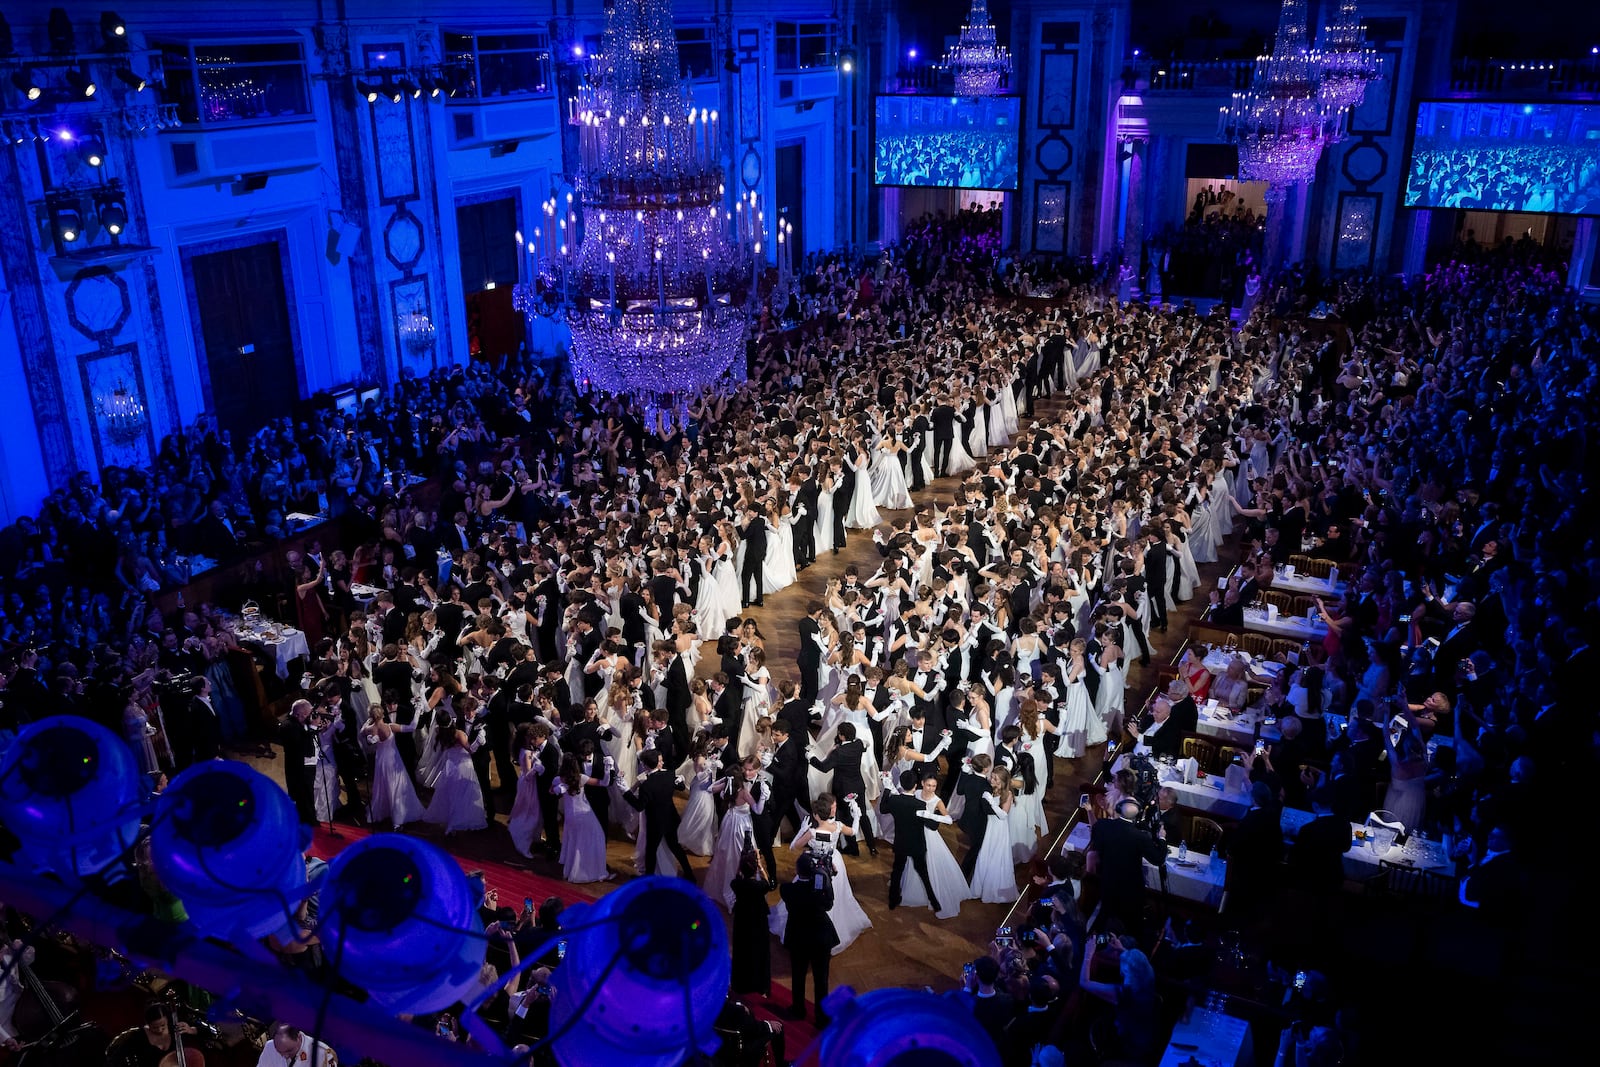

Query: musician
[[256, 1022, 336, 1067], [106, 1003, 200, 1067], [0, 937, 34, 1048]]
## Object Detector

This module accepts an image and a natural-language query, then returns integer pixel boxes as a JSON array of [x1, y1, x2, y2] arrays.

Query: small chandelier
[[100, 380, 146, 443], [1315, 0, 1379, 120], [938, 0, 1011, 96], [1219, 0, 1341, 199], [398, 306, 437, 355]]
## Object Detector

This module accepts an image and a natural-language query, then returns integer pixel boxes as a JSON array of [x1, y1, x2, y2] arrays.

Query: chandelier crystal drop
[[513, 0, 758, 405], [1314, 0, 1379, 118], [1218, 0, 1341, 196], [939, 0, 1012, 96]]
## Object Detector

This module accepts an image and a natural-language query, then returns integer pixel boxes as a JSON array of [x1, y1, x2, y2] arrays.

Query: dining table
[[1239, 606, 1329, 640], [1063, 821, 1229, 909], [1113, 753, 1252, 819], [1158, 1008, 1255, 1067], [1279, 807, 1457, 881], [230, 616, 311, 679]]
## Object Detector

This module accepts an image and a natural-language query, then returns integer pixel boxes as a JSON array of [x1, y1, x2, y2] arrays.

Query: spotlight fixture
[[908, 47, 918, 59], [382, 76, 402, 103], [0, 717, 142, 879], [356, 79, 379, 103], [65, 69, 97, 98], [12, 69, 43, 100], [397, 77, 421, 99], [115, 67, 147, 91], [94, 187, 128, 236], [101, 10, 126, 42], [420, 74, 441, 98], [47, 7, 74, 54], [839, 49, 856, 74], [79, 135, 107, 167]]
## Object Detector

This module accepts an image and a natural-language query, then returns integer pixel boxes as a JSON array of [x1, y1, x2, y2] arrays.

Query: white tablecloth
[[1064, 821, 1228, 909], [1195, 702, 1282, 748], [1269, 571, 1345, 597], [1115, 754, 1252, 818], [233, 621, 310, 679], [1160, 1009, 1254, 1067], [1279, 808, 1456, 881], [1240, 609, 1328, 640]]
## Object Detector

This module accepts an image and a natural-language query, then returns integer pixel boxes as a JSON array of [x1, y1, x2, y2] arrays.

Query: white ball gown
[[556, 782, 611, 883], [1054, 670, 1092, 759], [815, 482, 836, 555], [843, 452, 881, 529], [424, 744, 488, 833], [705, 798, 755, 909], [677, 762, 720, 856], [967, 794, 1021, 904], [898, 793, 975, 919], [364, 724, 424, 830], [507, 749, 546, 857], [763, 515, 798, 594], [869, 442, 913, 511]]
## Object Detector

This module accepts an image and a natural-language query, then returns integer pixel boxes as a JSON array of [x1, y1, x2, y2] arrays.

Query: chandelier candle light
[[100, 380, 146, 444], [1218, 0, 1343, 200], [939, 0, 1012, 96], [515, 0, 760, 408]]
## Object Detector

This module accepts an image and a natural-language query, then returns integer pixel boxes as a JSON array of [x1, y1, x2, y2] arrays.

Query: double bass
[[8, 944, 108, 1067], [158, 1003, 205, 1067]]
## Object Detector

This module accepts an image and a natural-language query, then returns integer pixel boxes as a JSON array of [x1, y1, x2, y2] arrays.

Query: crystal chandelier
[[397, 306, 437, 356], [100, 380, 146, 444], [939, 0, 1011, 96], [514, 0, 758, 405], [1218, 0, 1341, 197], [1314, 0, 1379, 119]]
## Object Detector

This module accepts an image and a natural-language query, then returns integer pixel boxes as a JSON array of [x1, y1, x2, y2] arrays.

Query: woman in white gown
[[772, 796, 874, 954], [843, 441, 881, 529], [362, 704, 424, 830], [712, 524, 745, 622], [555, 755, 613, 883], [312, 710, 343, 824], [1093, 633, 1127, 739], [1054, 640, 1093, 759], [815, 469, 837, 555], [736, 650, 773, 763], [676, 739, 722, 856], [897, 773, 973, 919], [986, 389, 1008, 450], [967, 774, 1020, 904], [705, 757, 765, 909], [693, 538, 732, 641], [423, 727, 488, 834], [965, 403, 989, 460], [869, 432, 913, 511], [763, 501, 798, 594], [506, 724, 546, 857], [946, 404, 978, 475]]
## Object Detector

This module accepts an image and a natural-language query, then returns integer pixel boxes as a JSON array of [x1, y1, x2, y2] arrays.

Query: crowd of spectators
[[1144, 207, 1264, 303]]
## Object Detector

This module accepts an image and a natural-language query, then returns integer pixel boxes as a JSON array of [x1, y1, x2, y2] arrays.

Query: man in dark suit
[[931, 402, 957, 475], [1143, 529, 1171, 634], [880, 768, 942, 912], [1087, 797, 1167, 930], [658, 641, 693, 756], [280, 699, 319, 826], [1286, 788, 1352, 894], [195, 500, 242, 559], [1222, 782, 1285, 915], [531, 723, 564, 853], [779, 853, 839, 1025], [829, 459, 851, 553], [1131, 697, 1183, 759], [793, 471, 820, 569], [808, 723, 875, 856], [955, 755, 993, 881], [739, 509, 767, 608], [622, 750, 696, 880], [797, 604, 825, 704], [769, 720, 809, 839], [462, 699, 496, 823]]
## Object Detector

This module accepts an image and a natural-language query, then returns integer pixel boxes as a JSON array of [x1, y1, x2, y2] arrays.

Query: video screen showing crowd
[[1405, 101, 1600, 215], [873, 95, 1020, 190]]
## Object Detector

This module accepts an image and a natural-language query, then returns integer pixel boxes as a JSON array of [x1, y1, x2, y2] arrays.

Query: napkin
[[1267, 602, 1280, 621], [1283, 564, 1296, 578], [1178, 757, 1199, 785]]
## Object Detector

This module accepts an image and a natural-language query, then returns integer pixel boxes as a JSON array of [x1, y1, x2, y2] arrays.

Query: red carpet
[[307, 823, 600, 911]]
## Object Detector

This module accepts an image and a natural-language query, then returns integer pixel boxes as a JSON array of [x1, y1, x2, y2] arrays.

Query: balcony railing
[[1121, 58, 1257, 93], [1449, 57, 1600, 95]]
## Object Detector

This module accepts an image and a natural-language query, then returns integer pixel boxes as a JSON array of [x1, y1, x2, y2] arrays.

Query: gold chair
[[1185, 815, 1225, 854], [1287, 554, 1316, 573], [1181, 735, 1217, 769], [1269, 638, 1302, 660], [1378, 859, 1454, 901], [1239, 632, 1273, 657], [1301, 557, 1335, 580], [1261, 589, 1294, 613], [1215, 744, 1251, 773], [1289, 595, 1317, 618]]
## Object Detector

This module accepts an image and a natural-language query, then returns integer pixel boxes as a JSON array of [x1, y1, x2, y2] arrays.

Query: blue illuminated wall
[[0, 0, 845, 524]]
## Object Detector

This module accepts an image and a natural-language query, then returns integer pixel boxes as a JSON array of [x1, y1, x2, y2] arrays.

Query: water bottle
[[1209, 845, 1219, 864], [1177, 840, 1188, 862]]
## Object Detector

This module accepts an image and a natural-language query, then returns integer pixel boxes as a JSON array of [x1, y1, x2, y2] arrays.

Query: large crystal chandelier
[[100, 380, 146, 444], [1314, 0, 1379, 119], [939, 0, 1011, 96], [513, 0, 758, 404], [1219, 0, 1341, 198]]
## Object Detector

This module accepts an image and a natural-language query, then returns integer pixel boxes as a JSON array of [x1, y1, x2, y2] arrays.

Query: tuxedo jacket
[[778, 878, 839, 951], [624, 769, 683, 830], [879, 792, 931, 855]]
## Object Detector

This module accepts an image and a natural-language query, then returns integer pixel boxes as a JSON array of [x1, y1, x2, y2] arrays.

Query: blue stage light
[[548, 876, 729, 1067], [149, 761, 308, 942], [0, 716, 142, 880], [797, 987, 1002, 1067], [317, 835, 485, 1013]]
